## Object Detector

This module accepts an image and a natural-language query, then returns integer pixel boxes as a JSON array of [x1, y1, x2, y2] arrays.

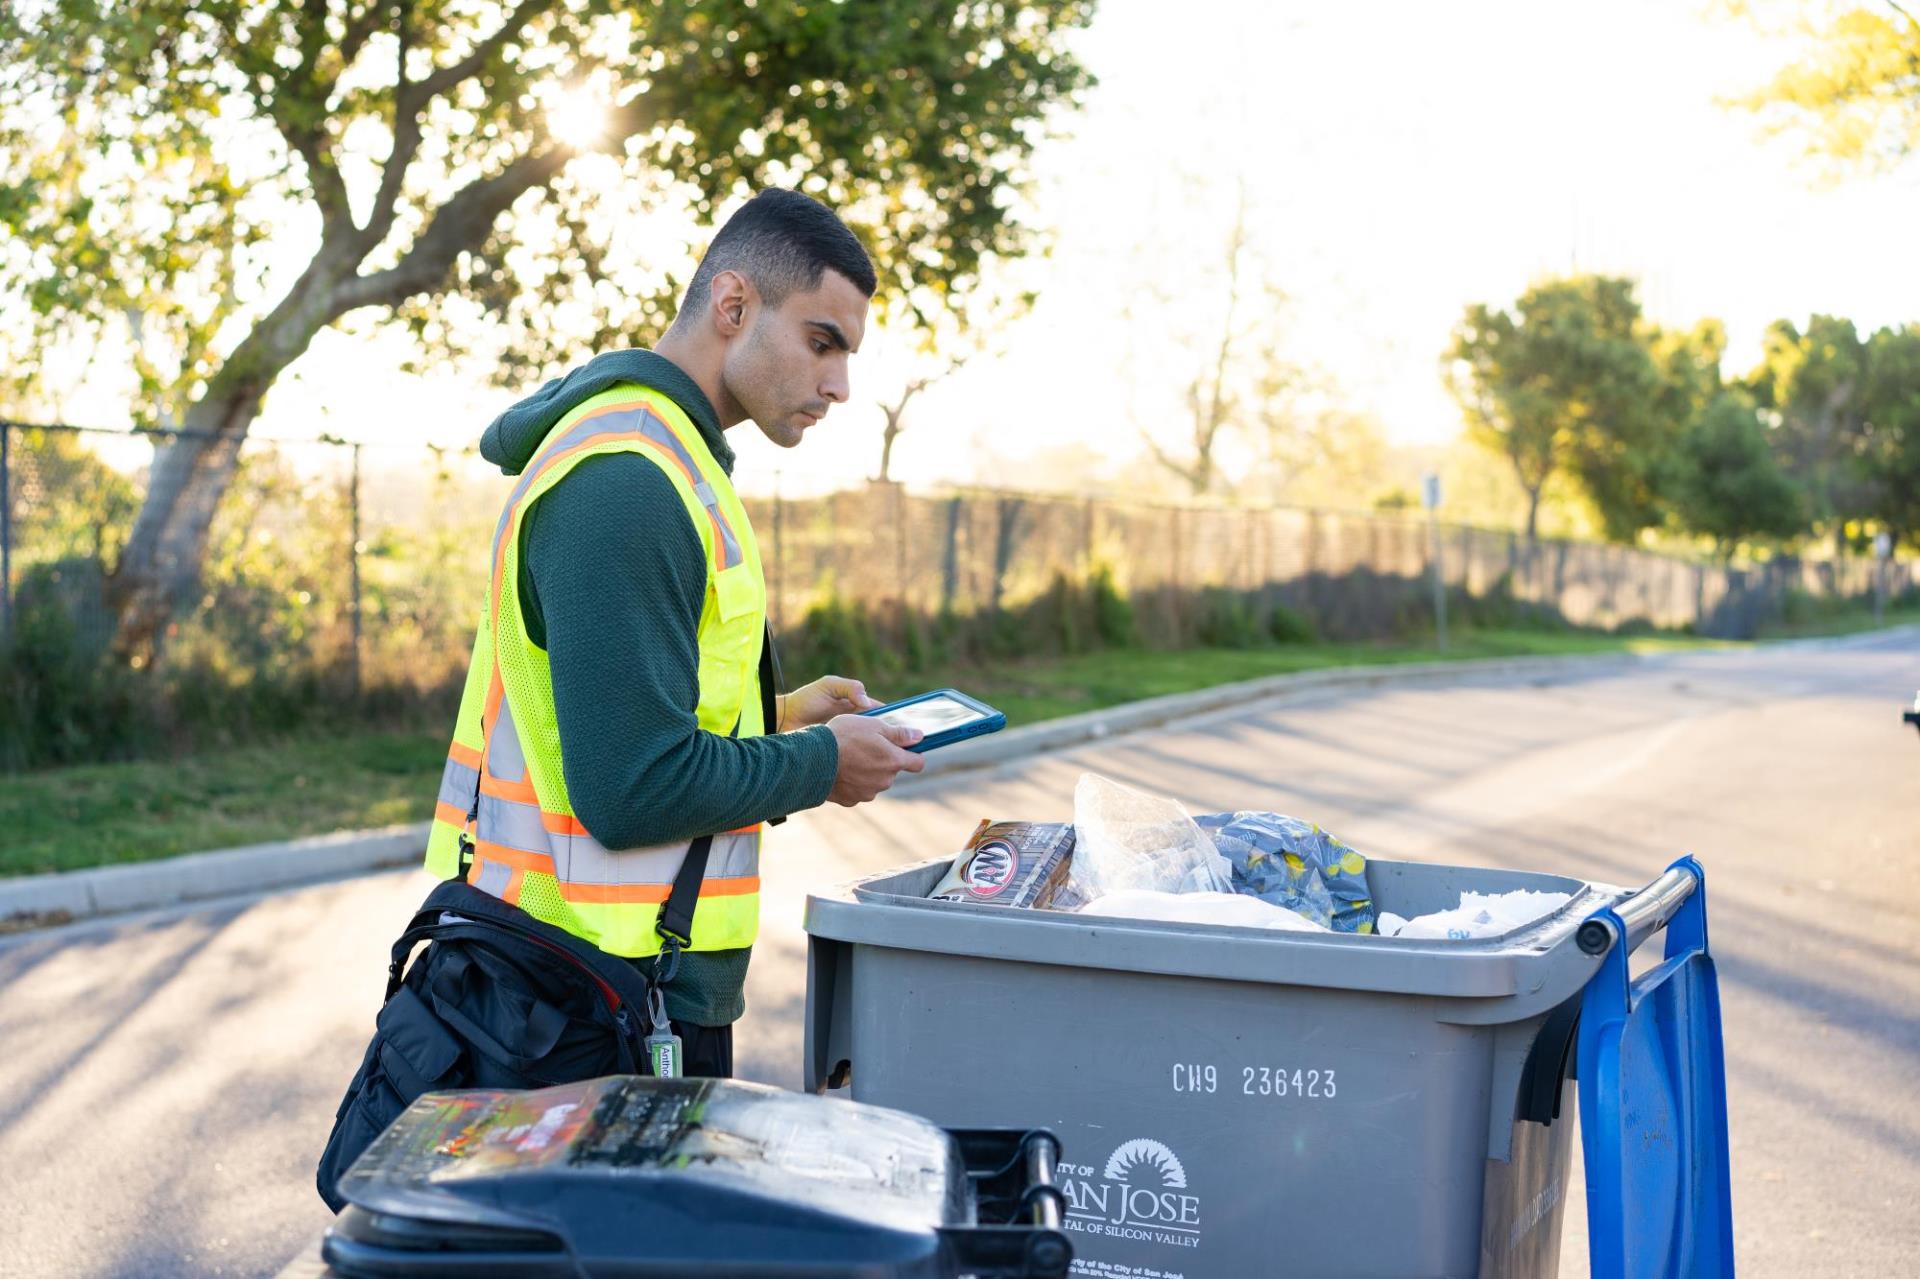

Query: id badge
[[645, 986, 682, 1079], [646, 1029, 683, 1078]]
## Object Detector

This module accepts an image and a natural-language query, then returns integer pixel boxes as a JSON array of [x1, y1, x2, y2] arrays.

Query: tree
[[1743, 315, 1872, 552], [1130, 184, 1308, 499], [1857, 323, 1920, 549], [1731, 1, 1920, 175], [869, 278, 1034, 484], [1445, 275, 1668, 543], [1668, 391, 1806, 559], [1257, 407, 1390, 509], [0, 0, 1096, 657]]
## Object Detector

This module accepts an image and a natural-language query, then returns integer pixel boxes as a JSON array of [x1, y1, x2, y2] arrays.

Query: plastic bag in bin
[[1195, 811, 1377, 933], [1066, 774, 1234, 902]]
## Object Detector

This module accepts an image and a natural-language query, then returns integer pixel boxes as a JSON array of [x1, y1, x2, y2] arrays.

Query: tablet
[[861, 689, 1007, 752]]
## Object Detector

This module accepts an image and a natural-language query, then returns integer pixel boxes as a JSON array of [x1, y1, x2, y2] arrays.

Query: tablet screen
[[872, 694, 988, 736]]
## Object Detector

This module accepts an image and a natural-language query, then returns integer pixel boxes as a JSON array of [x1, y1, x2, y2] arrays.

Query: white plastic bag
[[1376, 889, 1572, 940], [1066, 774, 1235, 901], [1078, 890, 1329, 932]]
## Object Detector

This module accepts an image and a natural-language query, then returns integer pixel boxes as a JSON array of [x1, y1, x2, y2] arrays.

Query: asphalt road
[[2, 632, 1915, 1278]]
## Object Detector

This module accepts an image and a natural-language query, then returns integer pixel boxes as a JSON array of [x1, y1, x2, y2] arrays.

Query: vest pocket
[[713, 562, 760, 621]]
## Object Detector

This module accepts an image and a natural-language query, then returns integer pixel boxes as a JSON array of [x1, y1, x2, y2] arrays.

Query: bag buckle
[[652, 927, 686, 984]]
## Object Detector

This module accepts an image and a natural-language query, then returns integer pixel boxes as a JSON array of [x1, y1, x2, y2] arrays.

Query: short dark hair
[[681, 188, 876, 320]]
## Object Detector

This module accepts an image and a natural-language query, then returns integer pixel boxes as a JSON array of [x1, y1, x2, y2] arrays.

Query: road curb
[[0, 822, 429, 930], [897, 649, 1646, 786], [0, 645, 1686, 931]]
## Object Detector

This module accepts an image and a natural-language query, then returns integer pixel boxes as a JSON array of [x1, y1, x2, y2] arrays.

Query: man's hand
[[825, 715, 925, 805], [779, 675, 882, 730]]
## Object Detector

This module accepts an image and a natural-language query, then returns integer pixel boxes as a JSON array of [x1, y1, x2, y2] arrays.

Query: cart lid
[[326, 1076, 974, 1278]]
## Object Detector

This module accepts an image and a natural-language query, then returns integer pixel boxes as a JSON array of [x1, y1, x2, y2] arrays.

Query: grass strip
[[0, 628, 1728, 877]]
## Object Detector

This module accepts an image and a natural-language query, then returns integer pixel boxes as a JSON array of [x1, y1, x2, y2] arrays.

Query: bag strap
[[442, 626, 785, 983], [384, 880, 655, 1013], [654, 832, 713, 963], [761, 623, 786, 828], [383, 917, 640, 1076]]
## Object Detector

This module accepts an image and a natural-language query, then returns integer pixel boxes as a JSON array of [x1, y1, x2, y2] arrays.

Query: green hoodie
[[479, 349, 839, 1026]]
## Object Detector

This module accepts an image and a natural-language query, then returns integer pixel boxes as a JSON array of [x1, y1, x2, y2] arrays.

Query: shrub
[[1017, 572, 1085, 657], [1089, 564, 1136, 648], [0, 559, 153, 768], [785, 594, 882, 681], [1267, 601, 1318, 644], [1193, 587, 1263, 649]]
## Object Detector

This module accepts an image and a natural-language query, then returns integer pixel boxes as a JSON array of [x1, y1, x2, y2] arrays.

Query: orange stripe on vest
[[472, 841, 557, 875]]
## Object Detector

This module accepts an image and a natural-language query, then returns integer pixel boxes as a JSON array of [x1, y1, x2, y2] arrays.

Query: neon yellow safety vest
[[423, 384, 767, 957]]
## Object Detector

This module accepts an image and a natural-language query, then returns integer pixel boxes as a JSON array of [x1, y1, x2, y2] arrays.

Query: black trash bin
[[299, 1075, 1070, 1279]]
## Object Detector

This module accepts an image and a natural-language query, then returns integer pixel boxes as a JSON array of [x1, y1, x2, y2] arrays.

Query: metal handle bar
[[1021, 1134, 1063, 1230], [1576, 864, 1699, 956]]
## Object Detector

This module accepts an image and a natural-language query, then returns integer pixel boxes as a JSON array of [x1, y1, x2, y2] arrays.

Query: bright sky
[[76, 0, 1918, 498]]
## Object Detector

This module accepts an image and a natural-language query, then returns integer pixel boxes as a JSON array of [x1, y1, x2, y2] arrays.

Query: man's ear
[[710, 269, 752, 336]]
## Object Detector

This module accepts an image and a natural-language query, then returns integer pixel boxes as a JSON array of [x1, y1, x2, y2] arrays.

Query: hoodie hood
[[480, 349, 731, 476]]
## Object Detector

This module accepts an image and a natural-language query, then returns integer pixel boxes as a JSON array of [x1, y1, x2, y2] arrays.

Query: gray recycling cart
[[805, 857, 1673, 1279]]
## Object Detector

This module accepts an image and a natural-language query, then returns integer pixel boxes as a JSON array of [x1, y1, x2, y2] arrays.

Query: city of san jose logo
[[961, 838, 1017, 897], [1058, 1136, 1202, 1246], [1103, 1138, 1188, 1189]]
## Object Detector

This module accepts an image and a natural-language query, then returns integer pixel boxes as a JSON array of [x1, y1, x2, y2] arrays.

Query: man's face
[[722, 269, 868, 448]]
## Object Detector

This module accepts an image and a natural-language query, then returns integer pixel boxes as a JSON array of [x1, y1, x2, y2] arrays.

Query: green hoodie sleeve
[[518, 452, 839, 849]]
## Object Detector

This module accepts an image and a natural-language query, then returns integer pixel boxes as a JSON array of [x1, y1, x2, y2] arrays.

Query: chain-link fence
[[3, 419, 1914, 766], [1, 420, 504, 693], [747, 481, 1918, 642]]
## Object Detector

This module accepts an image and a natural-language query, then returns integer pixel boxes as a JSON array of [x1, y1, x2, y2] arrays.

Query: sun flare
[[548, 86, 610, 149]]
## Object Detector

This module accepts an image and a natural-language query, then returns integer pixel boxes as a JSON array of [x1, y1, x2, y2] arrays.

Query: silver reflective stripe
[[477, 792, 549, 855], [559, 828, 760, 888], [488, 698, 528, 782], [486, 406, 660, 603], [493, 406, 746, 596], [633, 412, 743, 569], [496, 409, 631, 531], [713, 509, 744, 569], [563, 840, 683, 889], [437, 757, 480, 809], [704, 830, 762, 880], [473, 859, 513, 897]]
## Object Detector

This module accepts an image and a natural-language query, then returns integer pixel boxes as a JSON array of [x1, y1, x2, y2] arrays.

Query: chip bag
[[1194, 811, 1377, 933]]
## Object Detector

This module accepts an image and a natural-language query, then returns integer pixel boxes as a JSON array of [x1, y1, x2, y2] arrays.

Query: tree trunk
[[109, 388, 261, 659], [1524, 484, 1542, 544], [108, 258, 348, 657], [1188, 452, 1213, 498], [877, 415, 901, 483]]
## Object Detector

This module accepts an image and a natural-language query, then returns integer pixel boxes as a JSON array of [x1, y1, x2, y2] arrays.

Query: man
[[317, 189, 923, 1207]]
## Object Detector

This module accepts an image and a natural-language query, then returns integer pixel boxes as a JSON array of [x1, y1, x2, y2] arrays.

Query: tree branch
[[334, 0, 385, 72], [355, 0, 555, 254], [353, 6, 419, 251], [287, 125, 355, 238], [413, 0, 553, 102], [1140, 426, 1199, 490], [225, 0, 353, 237], [331, 146, 573, 314]]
